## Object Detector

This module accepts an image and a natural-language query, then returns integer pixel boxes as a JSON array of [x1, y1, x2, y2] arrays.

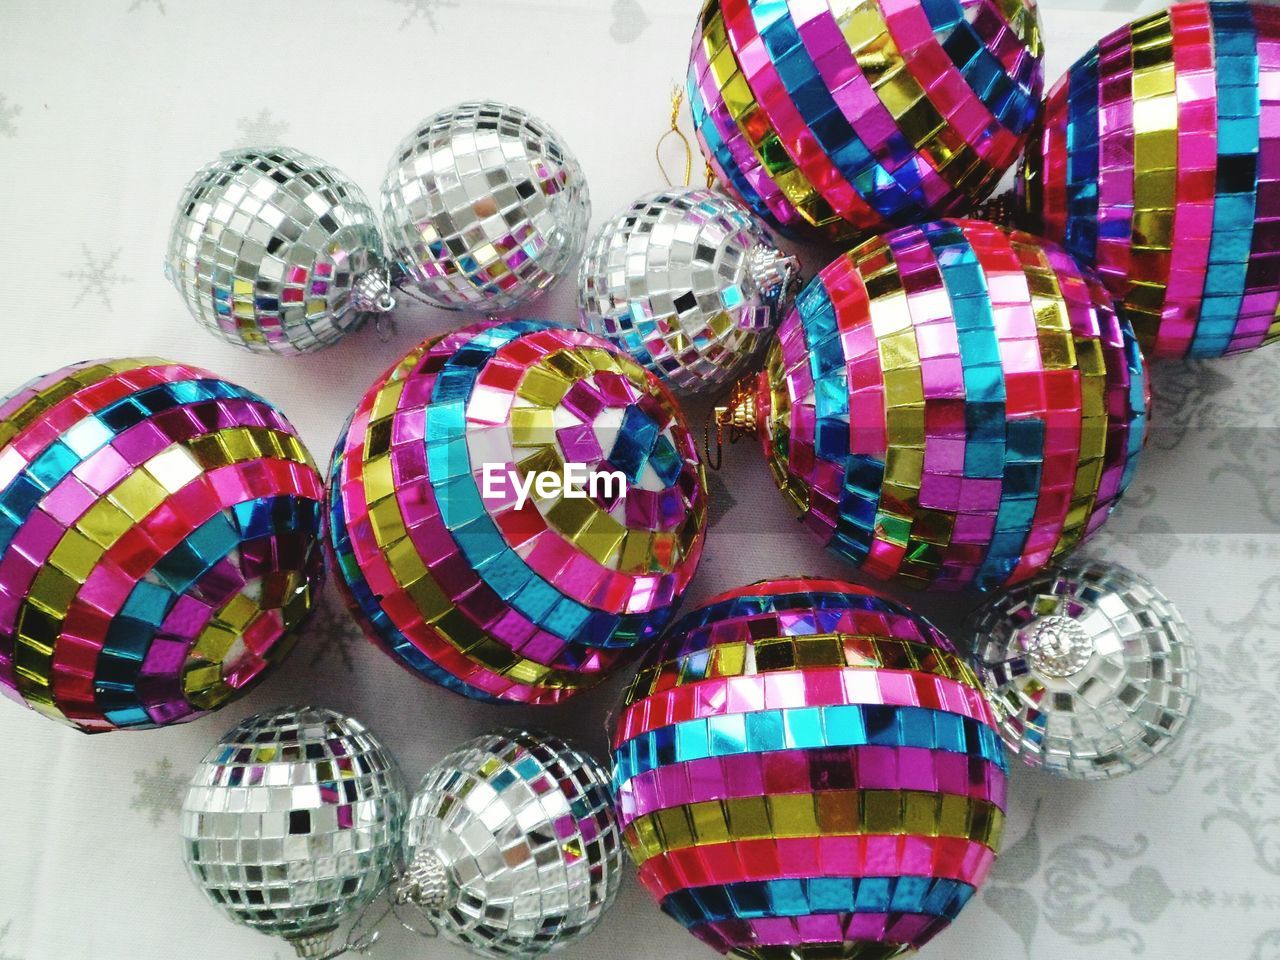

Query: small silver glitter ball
[[578, 187, 799, 393], [381, 101, 590, 312], [166, 147, 393, 355], [966, 558, 1198, 781], [397, 730, 623, 958], [180, 706, 405, 957]]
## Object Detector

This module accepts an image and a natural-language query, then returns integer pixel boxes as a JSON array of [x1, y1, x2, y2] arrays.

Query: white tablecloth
[[1, 1, 1278, 958]]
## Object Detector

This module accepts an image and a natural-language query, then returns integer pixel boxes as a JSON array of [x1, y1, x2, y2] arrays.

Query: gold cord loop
[[657, 85, 694, 188], [656, 82, 719, 190]]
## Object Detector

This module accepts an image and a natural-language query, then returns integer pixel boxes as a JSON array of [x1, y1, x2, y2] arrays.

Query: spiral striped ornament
[[1020, 1, 1280, 358], [688, 0, 1044, 240], [741, 219, 1148, 592], [0, 359, 324, 733], [327, 318, 708, 705], [612, 578, 1007, 959]]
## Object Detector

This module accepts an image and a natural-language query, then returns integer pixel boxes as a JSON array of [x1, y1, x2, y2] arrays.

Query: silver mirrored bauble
[[166, 147, 393, 356], [181, 706, 405, 957], [966, 558, 1198, 781], [397, 730, 623, 958], [381, 101, 590, 312], [578, 187, 799, 394]]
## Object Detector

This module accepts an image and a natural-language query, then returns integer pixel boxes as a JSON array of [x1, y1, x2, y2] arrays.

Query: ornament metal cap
[[1024, 614, 1095, 678], [394, 849, 451, 916], [971, 191, 1017, 229], [286, 931, 337, 958], [349, 268, 397, 315]]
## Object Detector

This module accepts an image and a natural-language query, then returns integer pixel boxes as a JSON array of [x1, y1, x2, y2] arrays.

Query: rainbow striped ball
[[1020, 1, 1280, 358], [612, 578, 1007, 959], [327, 318, 708, 705], [751, 219, 1148, 591], [0, 359, 325, 733], [689, 0, 1044, 240]]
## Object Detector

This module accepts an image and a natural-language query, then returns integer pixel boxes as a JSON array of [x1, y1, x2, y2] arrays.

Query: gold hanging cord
[[656, 85, 716, 188]]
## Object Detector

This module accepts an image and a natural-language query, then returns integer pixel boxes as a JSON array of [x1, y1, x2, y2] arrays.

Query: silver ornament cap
[[402, 729, 623, 959], [394, 848, 451, 914], [966, 558, 1198, 780], [381, 101, 590, 312], [287, 932, 337, 958], [1025, 614, 1096, 678], [349, 268, 397, 315], [180, 705, 406, 948], [166, 147, 392, 355], [578, 186, 799, 394]]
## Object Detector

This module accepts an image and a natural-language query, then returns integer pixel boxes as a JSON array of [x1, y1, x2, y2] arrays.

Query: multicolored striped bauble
[[688, 0, 1044, 240], [726, 219, 1148, 592], [1019, 1, 1280, 358], [0, 359, 325, 733], [612, 578, 1008, 960], [327, 318, 708, 705]]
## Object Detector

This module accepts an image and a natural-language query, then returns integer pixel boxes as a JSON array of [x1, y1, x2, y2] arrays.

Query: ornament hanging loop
[[375, 313, 398, 343], [656, 84, 717, 189], [703, 414, 724, 472], [302, 895, 389, 960], [388, 901, 441, 940], [657, 85, 694, 188], [704, 377, 758, 471], [304, 865, 443, 960]]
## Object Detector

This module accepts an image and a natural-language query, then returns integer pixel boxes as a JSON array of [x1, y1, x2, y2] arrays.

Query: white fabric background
[[1, 2, 1279, 959]]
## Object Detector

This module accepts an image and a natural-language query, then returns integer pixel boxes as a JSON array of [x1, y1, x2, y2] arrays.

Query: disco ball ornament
[[966, 557, 1198, 780], [719, 219, 1149, 592], [612, 577, 1008, 959], [578, 187, 800, 394], [397, 729, 624, 958], [382, 101, 591, 312], [1019, 1, 1280, 359], [181, 706, 405, 958], [327, 317, 708, 705], [166, 146, 394, 355], [0, 359, 325, 733], [688, 0, 1045, 240]]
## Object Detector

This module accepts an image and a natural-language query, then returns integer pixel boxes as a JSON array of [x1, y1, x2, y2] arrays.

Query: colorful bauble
[[966, 557, 1198, 780], [381, 101, 591, 312], [612, 578, 1008, 959], [1019, 1, 1280, 359], [181, 706, 405, 957], [0, 360, 325, 733], [578, 187, 799, 394], [165, 147, 394, 355], [327, 318, 708, 705], [728, 218, 1148, 592], [688, 0, 1045, 240], [398, 729, 623, 958]]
